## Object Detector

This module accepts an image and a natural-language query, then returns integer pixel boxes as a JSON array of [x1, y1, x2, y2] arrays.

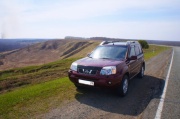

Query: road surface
[[160, 47, 180, 119]]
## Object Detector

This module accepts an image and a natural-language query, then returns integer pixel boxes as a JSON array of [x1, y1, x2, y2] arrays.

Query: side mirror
[[87, 53, 90, 57], [130, 56, 137, 60]]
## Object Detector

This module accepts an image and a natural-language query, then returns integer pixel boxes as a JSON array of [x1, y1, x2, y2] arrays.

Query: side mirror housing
[[87, 53, 90, 57], [130, 56, 137, 60]]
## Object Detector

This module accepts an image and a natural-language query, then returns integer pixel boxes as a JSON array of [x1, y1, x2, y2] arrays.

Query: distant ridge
[[65, 36, 89, 40], [64, 36, 180, 46], [0, 39, 47, 53], [146, 40, 180, 46]]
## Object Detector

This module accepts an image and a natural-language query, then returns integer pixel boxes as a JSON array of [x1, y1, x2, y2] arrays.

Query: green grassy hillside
[[0, 44, 170, 119]]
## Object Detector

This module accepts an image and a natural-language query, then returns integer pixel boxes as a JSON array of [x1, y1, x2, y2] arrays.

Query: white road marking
[[154, 49, 174, 119]]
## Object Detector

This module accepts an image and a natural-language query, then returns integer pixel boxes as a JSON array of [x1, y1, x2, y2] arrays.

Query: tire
[[138, 65, 144, 78], [75, 84, 84, 90], [118, 75, 129, 97]]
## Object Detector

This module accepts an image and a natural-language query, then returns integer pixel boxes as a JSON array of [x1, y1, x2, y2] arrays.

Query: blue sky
[[0, 0, 180, 41]]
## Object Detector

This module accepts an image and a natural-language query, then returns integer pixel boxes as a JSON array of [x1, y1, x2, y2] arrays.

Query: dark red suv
[[68, 41, 145, 96]]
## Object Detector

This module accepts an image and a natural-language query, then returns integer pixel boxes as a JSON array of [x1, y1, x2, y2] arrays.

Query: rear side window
[[138, 45, 143, 54], [135, 46, 140, 55], [129, 46, 135, 57]]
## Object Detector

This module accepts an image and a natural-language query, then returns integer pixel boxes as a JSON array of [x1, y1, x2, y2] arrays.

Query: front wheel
[[75, 84, 84, 90], [117, 75, 129, 97]]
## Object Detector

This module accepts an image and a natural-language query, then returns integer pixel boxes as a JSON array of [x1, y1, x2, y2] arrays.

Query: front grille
[[77, 65, 102, 75]]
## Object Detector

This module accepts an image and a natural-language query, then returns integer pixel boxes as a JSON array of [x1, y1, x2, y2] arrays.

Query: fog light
[[108, 81, 112, 85]]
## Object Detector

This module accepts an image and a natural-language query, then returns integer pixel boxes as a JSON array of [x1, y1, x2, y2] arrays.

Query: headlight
[[70, 62, 78, 71], [100, 66, 116, 75]]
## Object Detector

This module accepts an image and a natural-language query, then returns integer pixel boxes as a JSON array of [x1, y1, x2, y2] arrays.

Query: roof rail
[[126, 41, 138, 44], [100, 41, 123, 45], [100, 41, 113, 45], [100, 40, 138, 46]]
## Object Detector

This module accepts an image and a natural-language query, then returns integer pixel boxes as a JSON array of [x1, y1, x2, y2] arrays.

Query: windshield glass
[[89, 46, 127, 60]]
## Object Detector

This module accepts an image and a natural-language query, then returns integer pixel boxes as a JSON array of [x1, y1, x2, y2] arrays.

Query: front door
[[128, 46, 137, 78]]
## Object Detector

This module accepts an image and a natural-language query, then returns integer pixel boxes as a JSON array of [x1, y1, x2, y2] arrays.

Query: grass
[[0, 44, 171, 118], [143, 45, 170, 61], [0, 58, 81, 92], [0, 77, 77, 119], [0, 58, 78, 81]]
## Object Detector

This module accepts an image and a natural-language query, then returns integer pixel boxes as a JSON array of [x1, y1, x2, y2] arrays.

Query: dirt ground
[[38, 49, 172, 119]]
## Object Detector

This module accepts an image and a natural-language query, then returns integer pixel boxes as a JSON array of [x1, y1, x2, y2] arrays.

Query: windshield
[[89, 46, 127, 60]]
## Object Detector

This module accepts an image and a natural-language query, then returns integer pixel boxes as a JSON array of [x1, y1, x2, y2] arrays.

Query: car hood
[[75, 57, 124, 67]]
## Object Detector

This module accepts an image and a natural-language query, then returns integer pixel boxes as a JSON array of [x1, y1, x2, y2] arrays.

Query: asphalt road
[[160, 47, 180, 119]]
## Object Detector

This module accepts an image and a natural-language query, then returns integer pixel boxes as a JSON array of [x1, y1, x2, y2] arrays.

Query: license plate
[[78, 79, 94, 86]]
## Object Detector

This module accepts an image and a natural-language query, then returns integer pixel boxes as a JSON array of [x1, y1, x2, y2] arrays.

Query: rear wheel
[[118, 75, 129, 96], [138, 65, 144, 78]]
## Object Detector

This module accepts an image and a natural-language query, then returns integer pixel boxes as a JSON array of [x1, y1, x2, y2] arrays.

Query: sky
[[0, 0, 180, 41]]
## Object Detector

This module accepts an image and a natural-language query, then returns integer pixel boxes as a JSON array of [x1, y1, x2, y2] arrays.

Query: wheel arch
[[124, 72, 130, 80]]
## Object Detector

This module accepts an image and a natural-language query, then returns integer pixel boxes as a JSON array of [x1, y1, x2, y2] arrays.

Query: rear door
[[134, 45, 143, 74]]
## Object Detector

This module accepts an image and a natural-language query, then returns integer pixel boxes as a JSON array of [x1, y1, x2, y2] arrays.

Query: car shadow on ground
[[75, 75, 165, 116]]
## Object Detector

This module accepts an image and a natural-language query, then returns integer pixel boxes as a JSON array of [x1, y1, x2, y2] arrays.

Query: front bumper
[[68, 70, 123, 88]]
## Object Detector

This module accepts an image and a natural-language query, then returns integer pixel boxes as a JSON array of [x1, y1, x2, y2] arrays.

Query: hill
[[0, 40, 100, 70], [1, 38, 177, 71]]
